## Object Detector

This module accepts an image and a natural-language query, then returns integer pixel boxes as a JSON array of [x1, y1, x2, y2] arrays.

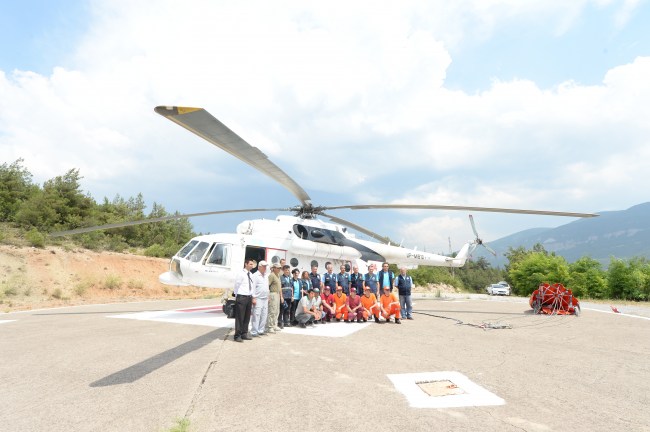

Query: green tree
[[0, 159, 38, 221], [568, 256, 607, 298], [608, 257, 650, 300], [16, 168, 96, 231], [509, 252, 569, 296]]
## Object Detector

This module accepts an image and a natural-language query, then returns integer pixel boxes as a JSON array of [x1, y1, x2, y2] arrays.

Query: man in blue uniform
[[378, 262, 395, 293], [395, 266, 414, 320], [336, 264, 350, 295]]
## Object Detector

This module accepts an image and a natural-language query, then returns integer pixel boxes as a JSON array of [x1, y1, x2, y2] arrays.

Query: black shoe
[[363, 318, 367, 322], [336, 318, 341, 322], [374, 316, 380, 323], [386, 318, 392, 323], [321, 320, 327, 324], [284, 322, 291, 327], [241, 335, 252, 341], [344, 320, 350, 323], [407, 317, 414, 320], [299, 323, 306, 328], [395, 319, 401, 324], [314, 320, 320, 324], [234, 337, 243, 342]]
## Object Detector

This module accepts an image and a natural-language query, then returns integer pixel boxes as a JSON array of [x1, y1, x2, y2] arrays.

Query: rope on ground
[[413, 310, 512, 330]]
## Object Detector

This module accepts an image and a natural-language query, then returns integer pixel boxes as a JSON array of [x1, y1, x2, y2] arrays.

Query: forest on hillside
[[2, 159, 649, 301]]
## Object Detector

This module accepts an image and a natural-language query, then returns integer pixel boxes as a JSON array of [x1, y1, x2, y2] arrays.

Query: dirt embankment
[[0, 245, 221, 312]]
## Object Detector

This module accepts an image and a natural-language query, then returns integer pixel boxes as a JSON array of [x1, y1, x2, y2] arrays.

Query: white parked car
[[486, 282, 511, 296]]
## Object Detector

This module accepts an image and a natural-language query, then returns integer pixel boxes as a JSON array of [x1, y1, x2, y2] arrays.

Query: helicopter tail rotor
[[469, 215, 497, 256]]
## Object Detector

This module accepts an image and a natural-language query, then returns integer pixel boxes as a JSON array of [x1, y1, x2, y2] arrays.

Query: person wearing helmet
[[360, 286, 381, 323], [320, 286, 336, 322], [345, 287, 363, 322], [332, 285, 348, 322], [380, 286, 401, 324]]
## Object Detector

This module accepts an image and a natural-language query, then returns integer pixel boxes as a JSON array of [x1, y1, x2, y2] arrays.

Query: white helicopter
[[52, 106, 597, 289]]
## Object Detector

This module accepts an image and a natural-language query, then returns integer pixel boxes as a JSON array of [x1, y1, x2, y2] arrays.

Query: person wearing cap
[[332, 285, 348, 321], [395, 266, 414, 320], [295, 288, 320, 327], [346, 287, 363, 322], [250, 261, 270, 337], [336, 264, 350, 295], [320, 286, 336, 322], [360, 286, 381, 323], [379, 286, 401, 324], [266, 263, 283, 334]]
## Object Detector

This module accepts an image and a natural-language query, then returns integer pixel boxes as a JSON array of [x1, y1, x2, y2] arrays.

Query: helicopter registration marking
[[108, 305, 369, 338], [406, 253, 426, 260]]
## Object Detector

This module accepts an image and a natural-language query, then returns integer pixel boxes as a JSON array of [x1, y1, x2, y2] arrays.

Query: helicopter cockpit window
[[293, 224, 309, 239], [207, 243, 230, 266], [177, 240, 199, 258], [188, 241, 210, 263]]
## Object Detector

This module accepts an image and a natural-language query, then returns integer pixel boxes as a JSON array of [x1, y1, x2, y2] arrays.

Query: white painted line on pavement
[[582, 307, 650, 321], [108, 307, 369, 338], [387, 371, 505, 408], [0, 320, 16, 325]]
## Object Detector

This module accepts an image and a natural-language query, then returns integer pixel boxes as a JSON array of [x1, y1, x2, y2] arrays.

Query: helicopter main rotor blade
[[49, 207, 290, 237], [321, 204, 598, 218], [321, 212, 391, 244], [155, 106, 312, 207]]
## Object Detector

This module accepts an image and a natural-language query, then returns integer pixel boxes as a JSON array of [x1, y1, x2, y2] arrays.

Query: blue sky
[[1, 0, 650, 253]]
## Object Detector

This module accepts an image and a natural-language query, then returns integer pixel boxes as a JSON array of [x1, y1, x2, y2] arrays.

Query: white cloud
[[1, 0, 648, 240]]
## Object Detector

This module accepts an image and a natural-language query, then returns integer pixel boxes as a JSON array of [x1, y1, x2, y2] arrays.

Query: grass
[[166, 418, 191, 432], [74, 280, 93, 296], [127, 279, 144, 290], [103, 275, 122, 290]]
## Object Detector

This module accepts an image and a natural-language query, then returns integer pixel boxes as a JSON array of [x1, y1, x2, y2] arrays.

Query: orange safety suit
[[332, 292, 348, 320], [380, 292, 401, 320], [360, 293, 380, 320]]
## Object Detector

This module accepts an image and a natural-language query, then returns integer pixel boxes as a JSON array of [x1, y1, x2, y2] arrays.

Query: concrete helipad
[[1, 297, 649, 431]]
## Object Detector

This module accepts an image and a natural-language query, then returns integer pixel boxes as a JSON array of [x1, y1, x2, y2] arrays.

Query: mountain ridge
[[477, 202, 650, 267]]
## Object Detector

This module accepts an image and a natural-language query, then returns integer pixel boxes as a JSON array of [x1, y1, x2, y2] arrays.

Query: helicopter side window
[[310, 229, 325, 239], [177, 240, 199, 258], [188, 241, 210, 263], [207, 243, 230, 266]]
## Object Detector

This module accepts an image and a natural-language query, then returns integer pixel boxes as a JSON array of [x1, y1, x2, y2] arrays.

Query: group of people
[[232, 259, 415, 342]]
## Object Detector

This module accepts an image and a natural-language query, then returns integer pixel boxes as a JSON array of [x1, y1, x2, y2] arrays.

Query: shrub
[[25, 228, 46, 248], [74, 280, 93, 296], [103, 275, 122, 290], [144, 243, 166, 257], [127, 279, 144, 290], [51, 288, 63, 299]]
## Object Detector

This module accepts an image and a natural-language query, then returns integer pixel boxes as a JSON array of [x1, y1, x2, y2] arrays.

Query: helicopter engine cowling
[[290, 238, 361, 260]]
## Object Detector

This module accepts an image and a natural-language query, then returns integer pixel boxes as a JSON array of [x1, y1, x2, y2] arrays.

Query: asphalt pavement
[[1, 296, 649, 432]]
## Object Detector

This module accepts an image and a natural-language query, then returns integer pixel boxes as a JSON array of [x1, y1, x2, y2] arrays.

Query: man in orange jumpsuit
[[332, 286, 348, 321], [360, 286, 382, 323], [380, 287, 401, 324]]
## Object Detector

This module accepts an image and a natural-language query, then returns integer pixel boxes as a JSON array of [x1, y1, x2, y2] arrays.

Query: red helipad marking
[[177, 305, 223, 312]]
